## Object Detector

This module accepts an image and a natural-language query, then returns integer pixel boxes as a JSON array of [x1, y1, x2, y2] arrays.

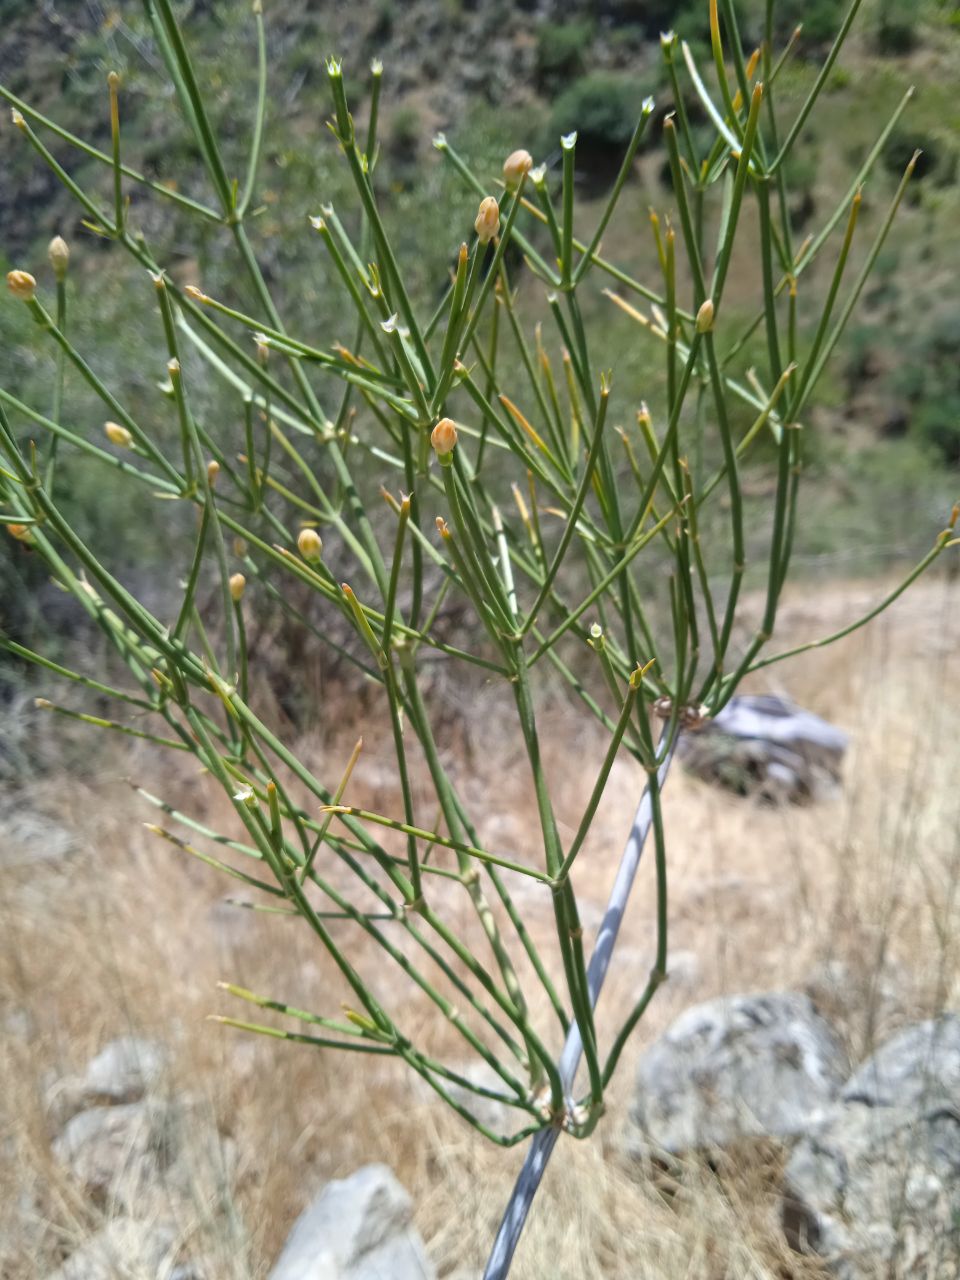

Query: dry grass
[[1, 571, 958, 1278]]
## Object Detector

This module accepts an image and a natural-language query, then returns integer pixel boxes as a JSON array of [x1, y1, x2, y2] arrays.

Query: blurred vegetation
[[547, 72, 654, 172], [536, 19, 595, 92], [1, 0, 958, 672]]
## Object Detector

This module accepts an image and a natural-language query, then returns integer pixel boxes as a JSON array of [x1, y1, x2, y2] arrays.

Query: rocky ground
[[1, 575, 958, 1278]]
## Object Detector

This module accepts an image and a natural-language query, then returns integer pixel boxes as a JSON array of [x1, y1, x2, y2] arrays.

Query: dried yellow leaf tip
[[104, 421, 133, 448], [297, 527, 323, 562], [6, 270, 36, 302], [474, 196, 500, 244], [430, 417, 458, 458], [48, 236, 70, 280], [184, 284, 210, 304], [696, 298, 715, 334], [229, 573, 246, 602], [10, 108, 25, 129], [502, 149, 533, 190], [6, 523, 33, 544]]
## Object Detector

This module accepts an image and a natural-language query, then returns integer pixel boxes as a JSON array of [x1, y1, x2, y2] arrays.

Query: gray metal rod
[[482, 741, 674, 1279]]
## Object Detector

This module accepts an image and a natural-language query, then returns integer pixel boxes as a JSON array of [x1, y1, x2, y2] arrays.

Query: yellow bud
[[6, 523, 33, 544], [233, 537, 248, 557], [229, 573, 246, 602], [502, 149, 533, 190], [104, 421, 133, 448], [184, 284, 210, 304], [430, 417, 458, 457], [474, 196, 500, 244], [207, 459, 220, 485], [297, 527, 323, 562], [11, 109, 25, 129], [6, 270, 36, 302], [48, 236, 70, 280], [696, 299, 715, 334]]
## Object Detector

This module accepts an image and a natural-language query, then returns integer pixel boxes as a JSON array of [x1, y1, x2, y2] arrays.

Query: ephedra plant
[[1, 1, 956, 1274]]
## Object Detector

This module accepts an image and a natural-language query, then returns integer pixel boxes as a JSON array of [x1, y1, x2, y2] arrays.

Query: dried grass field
[[2, 570, 958, 1279]]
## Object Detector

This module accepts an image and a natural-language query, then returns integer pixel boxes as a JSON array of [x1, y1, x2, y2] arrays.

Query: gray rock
[[52, 1093, 237, 1222], [629, 991, 847, 1154], [84, 1037, 168, 1104], [44, 1216, 176, 1280], [268, 1163, 434, 1280], [663, 948, 700, 990], [168, 1264, 210, 1280], [46, 1038, 168, 1127], [0, 802, 76, 866], [3, 1007, 32, 1039], [843, 1014, 960, 1110], [677, 693, 847, 803], [783, 1102, 960, 1279], [51, 1102, 165, 1207]]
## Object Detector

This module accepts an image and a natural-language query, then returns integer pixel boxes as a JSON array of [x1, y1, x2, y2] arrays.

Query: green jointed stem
[[108, 72, 123, 234], [210, 1016, 393, 1054], [325, 806, 553, 884], [573, 98, 655, 285], [555, 678, 641, 883], [147, 0, 234, 208], [327, 62, 434, 387], [512, 654, 604, 1105], [708, 0, 742, 141], [238, 2, 268, 217], [21, 298, 181, 487], [522, 382, 610, 636], [44, 274, 67, 493], [34, 701, 188, 750], [772, 0, 866, 172], [0, 638, 153, 709], [560, 132, 576, 286], [1, 84, 220, 220]]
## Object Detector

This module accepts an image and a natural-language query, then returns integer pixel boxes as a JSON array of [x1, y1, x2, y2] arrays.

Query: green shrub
[[740, 0, 845, 51], [386, 104, 421, 166], [546, 72, 653, 183], [892, 307, 960, 463], [882, 127, 955, 187], [594, 0, 701, 38], [535, 20, 594, 94], [876, 0, 920, 53]]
